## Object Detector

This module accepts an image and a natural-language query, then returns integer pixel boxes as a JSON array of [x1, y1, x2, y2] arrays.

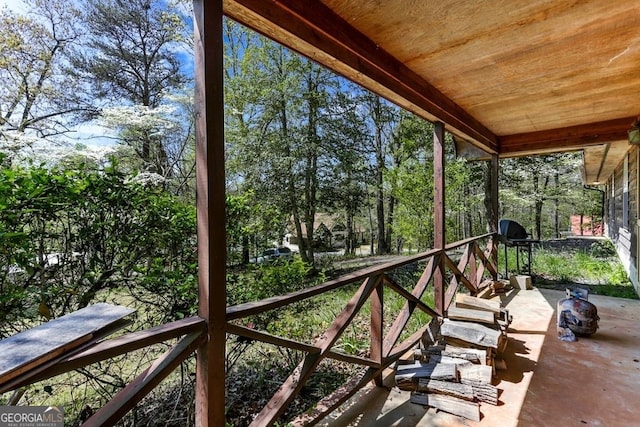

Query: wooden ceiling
[[223, 0, 640, 183]]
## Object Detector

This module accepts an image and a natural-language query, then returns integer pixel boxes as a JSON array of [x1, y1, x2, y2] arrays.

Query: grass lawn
[[500, 238, 638, 300]]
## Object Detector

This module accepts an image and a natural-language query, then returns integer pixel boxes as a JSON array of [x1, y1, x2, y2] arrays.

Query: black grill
[[498, 219, 537, 277]]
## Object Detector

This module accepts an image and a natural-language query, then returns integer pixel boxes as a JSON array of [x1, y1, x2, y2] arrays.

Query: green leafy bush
[[0, 163, 197, 335]]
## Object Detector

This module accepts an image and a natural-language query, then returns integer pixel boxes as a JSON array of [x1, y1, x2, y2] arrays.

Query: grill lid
[[498, 219, 528, 240]]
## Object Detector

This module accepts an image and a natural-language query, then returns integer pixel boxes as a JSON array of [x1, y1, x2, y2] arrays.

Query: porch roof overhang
[[223, 0, 640, 185]]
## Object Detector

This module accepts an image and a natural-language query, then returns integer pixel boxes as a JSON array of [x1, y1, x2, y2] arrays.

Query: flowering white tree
[[98, 99, 195, 194], [70, 0, 191, 177], [0, 0, 195, 192], [1, 129, 117, 167]]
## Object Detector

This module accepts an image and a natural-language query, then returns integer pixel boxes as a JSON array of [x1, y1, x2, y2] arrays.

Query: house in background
[[285, 213, 367, 250], [569, 215, 603, 236]]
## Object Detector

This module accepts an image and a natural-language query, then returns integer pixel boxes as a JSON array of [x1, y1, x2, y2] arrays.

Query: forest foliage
[[1, 2, 602, 268]]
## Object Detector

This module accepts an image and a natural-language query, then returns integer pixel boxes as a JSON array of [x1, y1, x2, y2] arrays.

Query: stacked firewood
[[394, 290, 512, 422]]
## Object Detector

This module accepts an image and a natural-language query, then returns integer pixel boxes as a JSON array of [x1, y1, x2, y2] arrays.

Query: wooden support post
[[490, 153, 499, 279], [194, 1, 226, 426], [490, 154, 499, 233], [434, 122, 446, 315], [371, 278, 384, 385]]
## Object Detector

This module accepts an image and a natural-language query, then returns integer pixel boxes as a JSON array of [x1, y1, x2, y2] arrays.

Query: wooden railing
[[227, 232, 498, 426], [0, 233, 497, 426]]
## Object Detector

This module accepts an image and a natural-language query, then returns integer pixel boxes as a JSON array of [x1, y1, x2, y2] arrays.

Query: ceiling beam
[[499, 116, 634, 157], [224, 0, 498, 153]]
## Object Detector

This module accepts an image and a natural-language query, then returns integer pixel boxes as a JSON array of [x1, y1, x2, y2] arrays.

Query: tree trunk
[[368, 202, 375, 255], [302, 70, 320, 264], [376, 165, 387, 254], [533, 172, 550, 240], [483, 162, 494, 233], [242, 235, 250, 265], [346, 212, 355, 255], [373, 98, 388, 255], [280, 98, 309, 263], [385, 194, 396, 253], [534, 172, 541, 239]]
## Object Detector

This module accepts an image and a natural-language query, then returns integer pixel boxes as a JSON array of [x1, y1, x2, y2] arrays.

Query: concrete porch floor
[[318, 288, 640, 426]]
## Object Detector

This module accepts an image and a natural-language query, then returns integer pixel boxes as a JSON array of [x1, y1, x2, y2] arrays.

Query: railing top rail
[[444, 232, 495, 251]]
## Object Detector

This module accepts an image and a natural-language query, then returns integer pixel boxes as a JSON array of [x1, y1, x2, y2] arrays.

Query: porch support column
[[433, 122, 446, 315], [370, 280, 383, 386], [490, 153, 499, 279], [490, 153, 499, 233], [194, 1, 226, 426]]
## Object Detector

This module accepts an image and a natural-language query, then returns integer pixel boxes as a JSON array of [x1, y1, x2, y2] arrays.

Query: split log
[[440, 319, 501, 349], [444, 346, 486, 365], [492, 281, 505, 290], [458, 364, 493, 384], [441, 337, 486, 350], [417, 379, 475, 401], [510, 274, 532, 290], [410, 392, 480, 422], [395, 362, 458, 382], [478, 279, 494, 288], [446, 306, 495, 324], [455, 294, 501, 313], [490, 281, 508, 294], [428, 355, 472, 367], [425, 344, 445, 353], [425, 345, 486, 365], [461, 379, 499, 405], [476, 288, 492, 299], [415, 378, 499, 406], [395, 362, 458, 391], [396, 378, 419, 391], [476, 279, 493, 298]]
